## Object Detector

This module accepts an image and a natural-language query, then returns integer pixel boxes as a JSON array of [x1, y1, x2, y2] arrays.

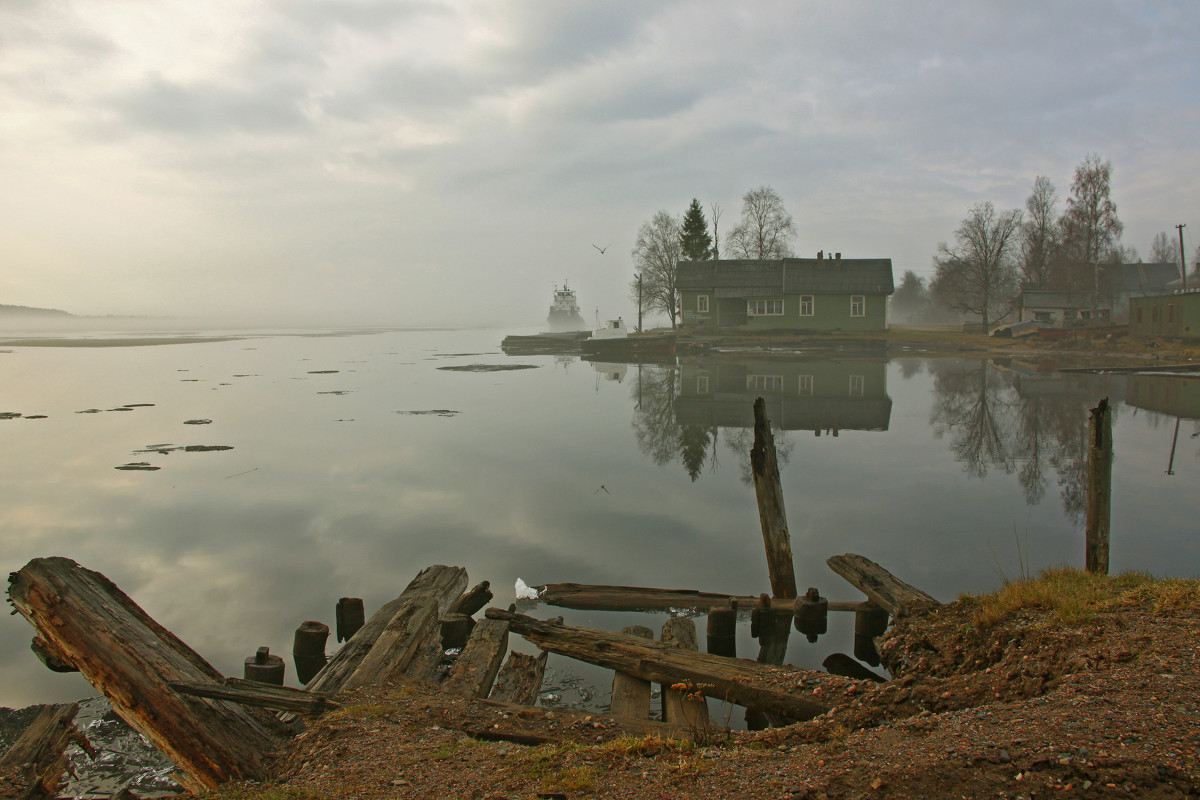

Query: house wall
[[1129, 294, 1200, 340], [680, 290, 888, 331]]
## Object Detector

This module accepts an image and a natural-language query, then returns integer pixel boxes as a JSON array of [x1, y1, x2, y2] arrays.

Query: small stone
[[998, 749, 1011, 763], [392, 779, 408, 786]]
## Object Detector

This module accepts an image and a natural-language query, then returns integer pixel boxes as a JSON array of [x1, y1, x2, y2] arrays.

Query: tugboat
[[547, 282, 587, 332]]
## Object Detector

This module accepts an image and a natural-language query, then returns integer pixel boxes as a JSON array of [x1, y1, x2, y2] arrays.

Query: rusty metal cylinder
[[244, 646, 285, 685], [292, 621, 330, 684]]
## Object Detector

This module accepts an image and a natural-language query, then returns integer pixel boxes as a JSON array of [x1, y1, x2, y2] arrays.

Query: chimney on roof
[[835, 252, 841, 260], [817, 250, 823, 261]]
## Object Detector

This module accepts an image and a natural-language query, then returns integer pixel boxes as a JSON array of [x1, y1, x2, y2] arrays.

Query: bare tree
[[709, 202, 722, 260], [1019, 176, 1058, 289], [931, 201, 1023, 331], [1059, 154, 1123, 296], [630, 211, 684, 329], [1149, 231, 1179, 265], [726, 186, 796, 260]]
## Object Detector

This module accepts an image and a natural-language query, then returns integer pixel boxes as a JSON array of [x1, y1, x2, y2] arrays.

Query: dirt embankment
[[190, 586, 1199, 800]]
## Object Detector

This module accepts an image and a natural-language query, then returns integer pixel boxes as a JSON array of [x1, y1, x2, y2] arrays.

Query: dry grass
[[963, 567, 1200, 628]]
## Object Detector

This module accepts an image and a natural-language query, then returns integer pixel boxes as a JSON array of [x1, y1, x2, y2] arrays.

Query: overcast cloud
[[1, 1, 1197, 326]]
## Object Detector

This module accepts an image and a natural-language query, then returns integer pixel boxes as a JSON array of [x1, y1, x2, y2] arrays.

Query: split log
[[821, 653, 886, 683], [533, 583, 870, 614], [487, 608, 829, 721], [443, 618, 510, 698], [488, 650, 548, 706], [751, 397, 797, 599], [826, 554, 939, 618], [609, 626, 653, 719], [0, 703, 86, 799], [7, 557, 280, 792], [170, 678, 342, 715], [660, 618, 710, 728], [449, 581, 494, 616], [306, 565, 468, 694], [341, 595, 439, 691]]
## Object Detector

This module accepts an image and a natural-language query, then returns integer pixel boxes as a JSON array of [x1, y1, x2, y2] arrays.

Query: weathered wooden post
[[244, 646, 285, 685], [660, 618, 710, 728], [439, 612, 476, 650], [292, 621, 329, 684], [853, 607, 889, 667], [335, 597, 365, 643], [610, 625, 654, 718], [751, 397, 797, 600], [705, 599, 737, 658], [793, 587, 828, 642], [1085, 397, 1113, 575]]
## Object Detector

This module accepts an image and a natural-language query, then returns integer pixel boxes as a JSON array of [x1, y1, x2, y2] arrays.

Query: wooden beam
[[825, 554, 939, 618], [443, 618, 510, 699], [342, 595, 440, 691], [487, 608, 829, 721], [532, 583, 871, 614], [8, 557, 280, 792], [449, 581, 494, 616], [170, 679, 342, 715], [751, 397, 797, 599]]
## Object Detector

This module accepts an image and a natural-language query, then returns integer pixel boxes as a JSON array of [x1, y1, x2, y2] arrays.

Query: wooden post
[[443, 618, 510, 699], [705, 600, 737, 658], [751, 397, 797, 599], [660, 618, 710, 728], [440, 612, 477, 650], [1085, 398, 1113, 575], [244, 646, 285, 685], [335, 598, 365, 643], [794, 587, 828, 642], [489, 650, 548, 706], [853, 606, 889, 667], [292, 621, 329, 685], [610, 626, 654, 719]]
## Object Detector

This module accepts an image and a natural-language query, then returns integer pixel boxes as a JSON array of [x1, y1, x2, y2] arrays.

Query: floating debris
[[122, 403, 155, 408], [183, 445, 233, 452], [317, 390, 351, 395], [307, 370, 339, 374], [396, 410, 460, 417], [25, 415, 48, 420], [182, 419, 212, 425], [438, 364, 538, 372], [115, 463, 160, 471], [0, 412, 22, 420], [132, 444, 233, 455], [76, 409, 103, 414]]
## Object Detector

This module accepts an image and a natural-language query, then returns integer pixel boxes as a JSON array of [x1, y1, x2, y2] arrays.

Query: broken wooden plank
[[826, 554, 939, 618], [8, 557, 280, 792], [532, 583, 871, 614], [751, 397, 797, 599], [488, 650, 548, 706], [342, 595, 440, 691], [0, 703, 85, 799], [486, 608, 829, 721], [449, 580, 494, 616], [170, 678, 342, 714], [305, 565, 468, 694], [660, 618, 710, 729], [609, 626, 653, 719], [443, 618, 510, 698]]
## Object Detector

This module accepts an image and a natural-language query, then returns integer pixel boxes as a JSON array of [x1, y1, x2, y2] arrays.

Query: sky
[[1, 1, 1198, 328]]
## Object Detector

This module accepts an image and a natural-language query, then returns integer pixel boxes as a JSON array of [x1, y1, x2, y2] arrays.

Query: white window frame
[[849, 374, 864, 397], [850, 295, 866, 317], [798, 374, 814, 395], [799, 295, 815, 316], [747, 299, 784, 316], [696, 375, 710, 394], [697, 295, 709, 314], [747, 374, 784, 392]]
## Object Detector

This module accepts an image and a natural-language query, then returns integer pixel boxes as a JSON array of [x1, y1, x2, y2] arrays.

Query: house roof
[[677, 258, 894, 295]]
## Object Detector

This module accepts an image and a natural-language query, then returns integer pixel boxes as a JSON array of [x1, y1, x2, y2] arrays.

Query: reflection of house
[[676, 255, 894, 331], [1129, 292, 1200, 340], [675, 358, 891, 433], [1125, 374, 1200, 419], [1018, 263, 1180, 326]]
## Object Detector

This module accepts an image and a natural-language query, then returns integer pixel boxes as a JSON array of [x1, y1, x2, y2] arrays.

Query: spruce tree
[[679, 198, 713, 261]]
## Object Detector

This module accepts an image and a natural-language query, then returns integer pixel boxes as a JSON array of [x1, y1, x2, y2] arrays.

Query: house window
[[697, 295, 709, 314], [799, 295, 815, 316], [850, 295, 865, 317], [748, 299, 784, 316], [798, 375, 814, 395], [696, 375, 709, 394], [849, 375, 864, 397], [747, 374, 783, 392]]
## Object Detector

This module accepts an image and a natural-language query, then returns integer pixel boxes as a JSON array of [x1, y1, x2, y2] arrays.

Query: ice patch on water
[[514, 578, 542, 600]]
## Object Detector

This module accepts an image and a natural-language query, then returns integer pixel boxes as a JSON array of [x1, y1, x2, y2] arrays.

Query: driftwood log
[[825, 554, 939, 618], [0, 702, 87, 798], [443, 618, 510, 698], [751, 397, 797, 599], [488, 650, 548, 706], [532, 583, 870, 614], [170, 678, 342, 715], [8, 557, 280, 792], [487, 608, 830, 721]]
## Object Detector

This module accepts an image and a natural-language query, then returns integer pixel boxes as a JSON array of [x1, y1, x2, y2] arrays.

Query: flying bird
[[592, 243, 612, 254]]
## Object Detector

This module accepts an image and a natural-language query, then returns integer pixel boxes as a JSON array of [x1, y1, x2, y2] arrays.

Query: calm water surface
[[2, 327, 1198, 710]]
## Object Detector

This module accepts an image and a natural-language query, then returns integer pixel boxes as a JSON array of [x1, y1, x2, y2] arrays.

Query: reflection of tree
[[631, 365, 721, 481], [723, 427, 795, 486], [928, 359, 1094, 524]]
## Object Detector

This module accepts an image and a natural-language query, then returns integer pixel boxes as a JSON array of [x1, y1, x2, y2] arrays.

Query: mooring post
[[1085, 398, 1113, 575], [292, 621, 330, 684], [750, 397, 797, 600], [705, 598, 737, 658], [335, 597, 366, 643], [244, 646, 285, 685]]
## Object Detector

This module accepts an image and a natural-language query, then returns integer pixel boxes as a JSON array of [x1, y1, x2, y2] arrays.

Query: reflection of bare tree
[[724, 427, 795, 486], [896, 358, 925, 380], [929, 359, 1094, 524], [929, 360, 1016, 478], [630, 365, 721, 481]]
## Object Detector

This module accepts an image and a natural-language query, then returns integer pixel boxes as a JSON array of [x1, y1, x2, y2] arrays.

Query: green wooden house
[[1129, 292, 1200, 340], [676, 254, 894, 331]]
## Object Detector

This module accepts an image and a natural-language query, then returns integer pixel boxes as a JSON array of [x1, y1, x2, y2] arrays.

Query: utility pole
[[1177, 224, 1188, 292], [637, 274, 643, 333]]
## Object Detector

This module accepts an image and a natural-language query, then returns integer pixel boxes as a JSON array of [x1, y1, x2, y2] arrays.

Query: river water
[[2, 326, 1198, 718]]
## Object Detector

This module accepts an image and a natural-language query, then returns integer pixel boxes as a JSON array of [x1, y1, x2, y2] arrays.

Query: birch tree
[[631, 211, 683, 328]]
